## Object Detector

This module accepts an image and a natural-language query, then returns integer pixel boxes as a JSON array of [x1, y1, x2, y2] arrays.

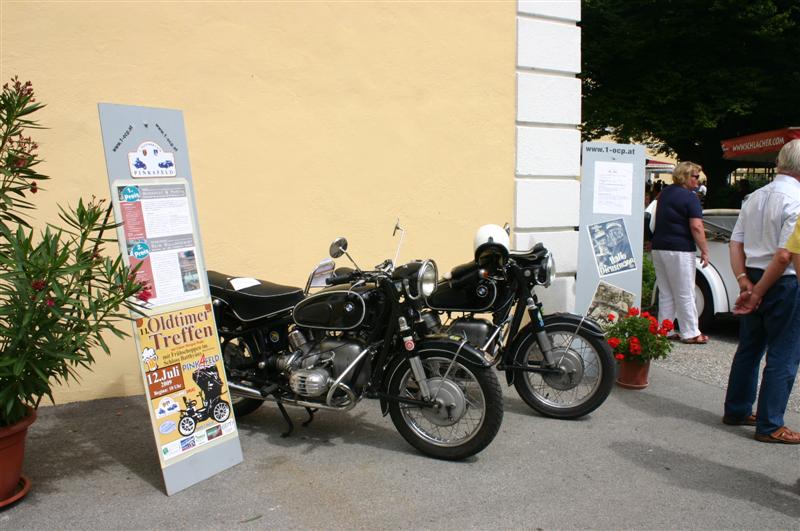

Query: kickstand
[[302, 407, 318, 427], [276, 401, 294, 438]]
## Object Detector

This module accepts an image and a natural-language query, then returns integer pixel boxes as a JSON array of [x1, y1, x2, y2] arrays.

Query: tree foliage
[[582, 0, 800, 202]]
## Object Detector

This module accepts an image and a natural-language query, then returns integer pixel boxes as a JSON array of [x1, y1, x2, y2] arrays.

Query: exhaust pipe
[[228, 380, 360, 412]]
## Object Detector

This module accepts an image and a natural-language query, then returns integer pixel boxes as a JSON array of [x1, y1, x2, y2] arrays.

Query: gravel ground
[[653, 316, 800, 414]]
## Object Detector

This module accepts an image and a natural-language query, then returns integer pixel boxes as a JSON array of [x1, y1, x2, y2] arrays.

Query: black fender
[[504, 313, 607, 386], [379, 335, 492, 415]]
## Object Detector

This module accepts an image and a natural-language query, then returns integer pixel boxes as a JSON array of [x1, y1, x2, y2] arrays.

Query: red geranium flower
[[607, 314, 615, 321], [614, 353, 625, 360], [627, 307, 640, 317], [608, 337, 621, 349], [661, 319, 674, 331]]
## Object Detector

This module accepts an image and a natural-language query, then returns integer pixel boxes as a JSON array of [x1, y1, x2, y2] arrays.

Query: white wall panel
[[515, 179, 580, 228], [518, 0, 580, 22], [517, 18, 580, 73], [516, 126, 581, 176], [517, 72, 581, 125]]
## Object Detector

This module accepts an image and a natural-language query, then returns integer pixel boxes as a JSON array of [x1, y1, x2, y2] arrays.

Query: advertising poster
[[587, 281, 636, 324], [136, 304, 237, 465], [117, 181, 203, 308], [588, 218, 636, 277], [592, 161, 634, 216]]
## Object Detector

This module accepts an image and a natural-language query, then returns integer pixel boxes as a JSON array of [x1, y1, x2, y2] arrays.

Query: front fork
[[526, 296, 558, 368]]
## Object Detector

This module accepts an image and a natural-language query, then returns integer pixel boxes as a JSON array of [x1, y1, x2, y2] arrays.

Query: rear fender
[[379, 335, 492, 415]]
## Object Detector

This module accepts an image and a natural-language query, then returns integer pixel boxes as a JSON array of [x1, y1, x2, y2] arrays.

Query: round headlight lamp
[[419, 260, 438, 298], [536, 252, 556, 287]]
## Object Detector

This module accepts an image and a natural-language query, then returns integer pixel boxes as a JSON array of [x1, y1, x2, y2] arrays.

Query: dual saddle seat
[[207, 270, 304, 322]]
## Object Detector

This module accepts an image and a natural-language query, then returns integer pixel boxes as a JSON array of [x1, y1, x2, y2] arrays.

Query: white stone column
[[515, 1, 581, 312]]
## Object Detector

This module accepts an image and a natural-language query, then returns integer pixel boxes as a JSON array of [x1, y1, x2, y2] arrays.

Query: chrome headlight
[[536, 252, 556, 287], [419, 260, 438, 297]]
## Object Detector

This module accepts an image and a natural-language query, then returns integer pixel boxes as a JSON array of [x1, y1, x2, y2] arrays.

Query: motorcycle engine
[[278, 331, 369, 398]]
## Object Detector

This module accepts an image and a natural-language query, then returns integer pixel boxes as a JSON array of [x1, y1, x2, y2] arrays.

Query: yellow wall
[[1, 1, 514, 404]]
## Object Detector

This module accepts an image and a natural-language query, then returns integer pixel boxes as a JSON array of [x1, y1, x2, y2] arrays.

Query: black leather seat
[[207, 270, 304, 322]]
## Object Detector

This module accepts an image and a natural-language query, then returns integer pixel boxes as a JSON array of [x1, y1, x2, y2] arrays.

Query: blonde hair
[[672, 161, 702, 186]]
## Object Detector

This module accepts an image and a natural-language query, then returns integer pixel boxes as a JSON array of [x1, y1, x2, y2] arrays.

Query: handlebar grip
[[326, 274, 352, 286]]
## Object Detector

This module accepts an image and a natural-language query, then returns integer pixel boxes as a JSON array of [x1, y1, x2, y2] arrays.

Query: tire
[[694, 274, 714, 331], [222, 340, 264, 418], [212, 400, 231, 423], [231, 396, 263, 418], [387, 352, 503, 460], [178, 415, 196, 436], [511, 323, 615, 419]]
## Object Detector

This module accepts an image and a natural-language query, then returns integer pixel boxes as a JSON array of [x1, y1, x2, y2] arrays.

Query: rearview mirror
[[329, 237, 348, 259]]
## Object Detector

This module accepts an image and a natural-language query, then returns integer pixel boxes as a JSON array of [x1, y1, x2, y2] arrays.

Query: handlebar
[[326, 274, 354, 286]]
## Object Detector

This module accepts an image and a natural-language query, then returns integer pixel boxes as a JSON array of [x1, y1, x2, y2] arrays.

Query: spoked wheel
[[387, 352, 503, 460], [178, 415, 196, 436], [511, 323, 615, 419], [222, 340, 264, 418], [212, 400, 231, 423]]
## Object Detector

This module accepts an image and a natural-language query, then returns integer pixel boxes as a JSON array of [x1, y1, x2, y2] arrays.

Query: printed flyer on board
[[136, 304, 237, 465], [116, 180, 203, 308]]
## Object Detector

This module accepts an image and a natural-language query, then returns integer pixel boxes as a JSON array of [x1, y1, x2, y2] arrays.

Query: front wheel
[[387, 353, 503, 460], [511, 323, 615, 419]]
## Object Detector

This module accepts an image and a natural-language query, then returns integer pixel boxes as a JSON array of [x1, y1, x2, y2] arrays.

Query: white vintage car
[[693, 209, 740, 328], [651, 209, 740, 329]]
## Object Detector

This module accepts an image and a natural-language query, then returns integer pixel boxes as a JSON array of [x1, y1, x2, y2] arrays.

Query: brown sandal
[[681, 334, 709, 344], [754, 426, 800, 444]]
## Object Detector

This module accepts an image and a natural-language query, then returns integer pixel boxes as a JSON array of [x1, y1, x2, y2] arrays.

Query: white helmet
[[473, 224, 510, 263]]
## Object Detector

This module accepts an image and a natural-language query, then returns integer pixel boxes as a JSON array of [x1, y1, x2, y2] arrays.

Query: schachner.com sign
[[98, 104, 242, 496]]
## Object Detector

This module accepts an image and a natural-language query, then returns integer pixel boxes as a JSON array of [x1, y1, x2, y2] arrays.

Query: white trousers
[[651, 250, 700, 339]]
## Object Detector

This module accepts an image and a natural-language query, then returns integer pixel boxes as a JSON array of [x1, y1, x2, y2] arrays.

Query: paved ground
[[2, 319, 799, 530]]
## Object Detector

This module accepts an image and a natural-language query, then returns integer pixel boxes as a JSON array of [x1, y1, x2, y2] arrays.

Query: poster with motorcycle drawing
[[136, 304, 237, 465]]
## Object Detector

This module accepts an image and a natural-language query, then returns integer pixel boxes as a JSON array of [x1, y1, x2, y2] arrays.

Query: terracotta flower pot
[[0, 407, 36, 507], [616, 360, 651, 390]]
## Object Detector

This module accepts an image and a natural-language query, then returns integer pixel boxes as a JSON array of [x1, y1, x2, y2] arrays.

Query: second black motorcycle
[[419, 224, 615, 419]]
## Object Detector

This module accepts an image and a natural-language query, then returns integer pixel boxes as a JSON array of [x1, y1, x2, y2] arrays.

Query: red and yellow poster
[[136, 304, 237, 465]]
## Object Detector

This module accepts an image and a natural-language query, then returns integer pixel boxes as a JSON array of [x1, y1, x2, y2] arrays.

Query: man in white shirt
[[724, 139, 800, 444]]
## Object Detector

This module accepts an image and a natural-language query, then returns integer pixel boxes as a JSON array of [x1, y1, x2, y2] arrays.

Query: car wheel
[[695, 273, 714, 331], [651, 273, 714, 331]]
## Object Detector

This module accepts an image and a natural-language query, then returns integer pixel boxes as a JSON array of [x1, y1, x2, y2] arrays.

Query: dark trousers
[[724, 270, 800, 434]]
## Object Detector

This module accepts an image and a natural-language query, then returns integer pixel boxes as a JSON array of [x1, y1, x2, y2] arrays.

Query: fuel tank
[[293, 285, 372, 330], [426, 277, 498, 312]]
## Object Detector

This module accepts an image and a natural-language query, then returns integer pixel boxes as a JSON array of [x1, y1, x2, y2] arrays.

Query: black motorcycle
[[419, 226, 615, 419], [209, 237, 503, 460], [178, 365, 232, 436]]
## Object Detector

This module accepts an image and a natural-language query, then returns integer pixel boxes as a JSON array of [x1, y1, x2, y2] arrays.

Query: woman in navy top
[[651, 162, 710, 344]]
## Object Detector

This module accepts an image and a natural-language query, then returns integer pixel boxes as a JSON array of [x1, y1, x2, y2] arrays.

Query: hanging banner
[[98, 103, 242, 496]]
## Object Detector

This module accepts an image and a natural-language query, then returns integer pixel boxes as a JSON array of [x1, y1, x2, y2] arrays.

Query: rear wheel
[[387, 352, 503, 460], [222, 340, 264, 418], [512, 323, 614, 419]]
